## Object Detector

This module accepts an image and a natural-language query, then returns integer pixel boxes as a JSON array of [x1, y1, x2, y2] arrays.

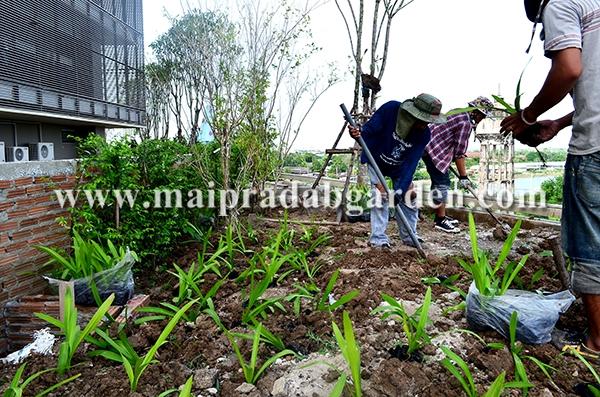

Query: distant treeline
[[284, 148, 568, 176]]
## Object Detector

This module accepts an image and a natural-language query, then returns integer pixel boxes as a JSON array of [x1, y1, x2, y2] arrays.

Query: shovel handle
[[340, 104, 426, 259], [448, 166, 508, 230]]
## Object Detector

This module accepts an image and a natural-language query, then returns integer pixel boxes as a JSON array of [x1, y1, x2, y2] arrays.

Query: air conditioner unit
[[6, 146, 29, 162], [29, 143, 54, 161], [0, 142, 4, 162]]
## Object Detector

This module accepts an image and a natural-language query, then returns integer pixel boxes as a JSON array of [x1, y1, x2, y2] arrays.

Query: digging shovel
[[340, 104, 426, 259], [449, 166, 511, 235]]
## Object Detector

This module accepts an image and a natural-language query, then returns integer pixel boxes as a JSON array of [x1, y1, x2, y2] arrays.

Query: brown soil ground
[[0, 208, 593, 396]]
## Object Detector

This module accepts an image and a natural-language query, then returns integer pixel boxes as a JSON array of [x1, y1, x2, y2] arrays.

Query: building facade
[[0, 0, 145, 160]]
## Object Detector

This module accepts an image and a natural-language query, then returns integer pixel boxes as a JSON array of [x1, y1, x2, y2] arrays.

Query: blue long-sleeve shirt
[[360, 101, 431, 193]]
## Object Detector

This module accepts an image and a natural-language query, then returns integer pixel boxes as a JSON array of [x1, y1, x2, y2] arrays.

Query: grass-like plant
[[89, 299, 196, 392], [458, 213, 528, 297], [157, 375, 193, 397], [170, 257, 224, 305], [241, 251, 289, 324], [371, 287, 432, 357], [317, 269, 359, 312], [331, 311, 362, 397], [2, 363, 80, 397], [286, 283, 320, 316], [507, 312, 531, 395], [36, 230, 137, 280], [568, 349, 600, 396], [440, 346, 531, 397], [35, 289, 114, 375], [226, 323, 296, 384]]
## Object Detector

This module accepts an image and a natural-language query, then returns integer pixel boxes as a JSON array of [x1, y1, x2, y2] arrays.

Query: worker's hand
[[500, 109, 535, 138], [348, 125, 361, 139], [374, 183, 387, 195], [458, 176, 471, 189], [516, 119, 561, 147]]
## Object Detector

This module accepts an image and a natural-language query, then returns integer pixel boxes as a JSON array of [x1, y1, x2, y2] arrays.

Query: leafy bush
[[540, 176, 563, 204], [70, 135, 211, 264]]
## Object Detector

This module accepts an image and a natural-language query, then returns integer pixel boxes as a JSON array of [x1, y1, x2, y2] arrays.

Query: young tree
[[335, 0, 416, 113]]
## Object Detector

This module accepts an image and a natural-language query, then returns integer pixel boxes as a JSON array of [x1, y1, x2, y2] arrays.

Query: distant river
[[514, 174, 561, 194]]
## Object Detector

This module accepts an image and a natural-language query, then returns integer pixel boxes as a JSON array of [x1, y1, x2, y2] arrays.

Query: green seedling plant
[[303, 232, 332, 256], [232, 323, 287, 351], [286, 282, 320, 316], [507, 312, 531, 395], [181, 221, 211, 245], [421, 274, 466, 299], [226, 323, 296, 384], [564, 347, 600, 396], [372, 287, 432, 357], [157, 375, 193, 397], [36, 230, 138, 280], [300, 225, 319, 244], [458, 213, 528, 297], [450, 328, 505, 351], [34, 289, 114, 375], [507, 312, 559, 392], [170, 253, 224, 304], [89, 299, 196, 392], [440, 346, 531, 397], [317, 269, 359, 312], [135, 277, 222, 324], [242, 250, 289, 324], [331, 311, 362, 397], [2, 363, 80, 397]]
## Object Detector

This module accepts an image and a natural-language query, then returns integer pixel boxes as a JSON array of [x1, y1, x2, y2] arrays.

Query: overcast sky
[[142, 0, 574, 152]]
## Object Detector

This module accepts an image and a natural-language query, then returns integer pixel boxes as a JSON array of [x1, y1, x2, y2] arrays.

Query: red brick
[[6, 189, 27, 199], [0, 221, 18, 232], [36, 213, 66, 224], [9, 230, 32, 242], [50, 176, 66, 183], [26, 185, 44, 195], [0, 253, 18, 266], [6, 241, 28, 252], [13, 197, 37, 207], [29, 224, 57, 237], [0, 180, 13, 189], [33, 195, 52, 204], [28, 206, 56, 216], [19, 218, 38, 228], [8, 208, 29, 219], [0, 202, 14, 212], [14, 258, 44, 274], [14, 177, 34, 187]]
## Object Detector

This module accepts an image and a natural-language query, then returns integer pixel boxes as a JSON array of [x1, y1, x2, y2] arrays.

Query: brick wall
[[0, 160, 76, 355]]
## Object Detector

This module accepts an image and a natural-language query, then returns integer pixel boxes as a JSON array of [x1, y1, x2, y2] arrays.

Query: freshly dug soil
[[0, 209, 591, 396]]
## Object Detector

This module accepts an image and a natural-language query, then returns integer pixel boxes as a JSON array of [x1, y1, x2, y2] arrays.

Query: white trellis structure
[[475, 112, 515, 197]]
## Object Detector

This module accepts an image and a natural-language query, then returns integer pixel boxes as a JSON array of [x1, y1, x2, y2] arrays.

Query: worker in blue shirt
[[349, 93, 447, 248]]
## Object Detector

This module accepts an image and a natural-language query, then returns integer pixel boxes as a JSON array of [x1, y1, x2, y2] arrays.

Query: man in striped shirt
[[423, 97, 494, 233]]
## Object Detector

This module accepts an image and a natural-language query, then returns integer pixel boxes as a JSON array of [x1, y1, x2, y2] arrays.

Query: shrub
[[69, 135, 211, 264], [540, 176, 563, 204]]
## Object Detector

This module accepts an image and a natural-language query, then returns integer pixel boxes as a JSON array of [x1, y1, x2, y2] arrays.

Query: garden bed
[[0, 208, 593, 396]]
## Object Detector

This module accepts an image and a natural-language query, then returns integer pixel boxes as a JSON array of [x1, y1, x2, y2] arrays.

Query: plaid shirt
[[425, 113, 473, 173]]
